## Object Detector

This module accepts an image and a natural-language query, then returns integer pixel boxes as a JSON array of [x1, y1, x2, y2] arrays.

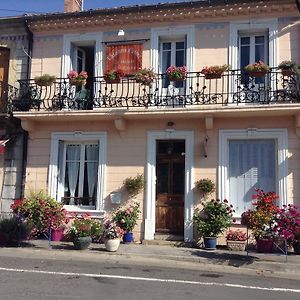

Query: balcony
[[6, 68, 300, 113]]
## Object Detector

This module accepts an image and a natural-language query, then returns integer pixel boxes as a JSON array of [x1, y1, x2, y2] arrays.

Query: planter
[[227, 240, 246, 251], [70, 79, 86, 86], [35, 80, 55, 87], [204, 73, 223, 80], [0, 233, 7, 247], [51, 228, 64, 241], [256, 238, 273, 253], [168, 76, 186, 82], [247, 71, 268, 78], [73, 236, 92, 250], [123, 232, 134, 244], [105, 239, 120, 252], [281, 69, 296, 77], [293, 242, 300, 255], [105, 78, 121, 84], [203, 237, 217, 250]]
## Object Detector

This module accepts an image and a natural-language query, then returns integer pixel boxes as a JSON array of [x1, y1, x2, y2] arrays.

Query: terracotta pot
[[105, 78, 121, 84], [70, 79, 86, 86], [105, 239, 120, 252], [204, 73, 223, 79], [168, 76, 186, 82], [227, 240, 246, 251], [247, 71, 268, 78]]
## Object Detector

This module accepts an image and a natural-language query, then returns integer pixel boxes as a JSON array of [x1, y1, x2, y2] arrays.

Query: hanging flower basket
[[204, 73, 223, 80], [201, 65, 229, 80], [166, 66, 187, 82], [105, 78, 121, 84], [67, 70, 88, 86], [247, 71, 268, 78], [70, 79, 87, 86], [281, 69, 296, 77]]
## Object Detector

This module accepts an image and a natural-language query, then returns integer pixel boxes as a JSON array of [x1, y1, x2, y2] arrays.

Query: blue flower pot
[[204, 237, 217, 250], [123, 232, 134, 243]]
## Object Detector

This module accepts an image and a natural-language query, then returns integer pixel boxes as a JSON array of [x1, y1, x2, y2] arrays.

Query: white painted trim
[[218, 128, 288, 215], [48, 131, 107, 212], [61, 32, 103, 78], [145, 130, 194, 242]]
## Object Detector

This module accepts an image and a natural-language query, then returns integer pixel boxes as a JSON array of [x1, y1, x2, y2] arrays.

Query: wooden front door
[[156, 140, 185, 234], [0, 48, 10, 109]]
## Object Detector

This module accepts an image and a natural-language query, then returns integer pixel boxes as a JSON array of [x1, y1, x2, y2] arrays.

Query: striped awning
[[0, 139, 9, 154]]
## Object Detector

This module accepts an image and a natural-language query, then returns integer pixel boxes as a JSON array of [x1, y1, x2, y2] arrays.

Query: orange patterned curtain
[[105, 44, 143, 75]]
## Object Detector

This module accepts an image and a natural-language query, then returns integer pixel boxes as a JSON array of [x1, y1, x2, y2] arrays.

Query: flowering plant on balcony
[[244, 61, 270, 77], [166, 65, 187, 81], [67, 70, 88, 86], [274, 204, 300, 245], [34, 74, 56, 86], [104, 69, 124, 83], [241, 188, 279, 239], [278, 60, 298, 76], [200, 64, 229, 79], [135, 67, 156, 85]]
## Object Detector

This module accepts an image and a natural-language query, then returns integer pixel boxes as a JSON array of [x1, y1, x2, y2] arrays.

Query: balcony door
[[160, 39, 186, 101], [0, 47, 10, 111]]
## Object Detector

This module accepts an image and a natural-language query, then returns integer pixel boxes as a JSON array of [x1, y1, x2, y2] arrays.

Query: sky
[[0, 0, 194, 17]]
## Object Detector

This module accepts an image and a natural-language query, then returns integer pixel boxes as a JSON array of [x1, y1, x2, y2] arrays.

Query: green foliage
[[34, 74, 56, 86], [69, 214, 92, 239], [10, 190, 68, 236], [195, 178, 215, 195], [193, 199, 233, 237], [278, 60, 297, 70], [0, 216, 31, 242], [123, 174, 144, 196], [113, 202, 141, 232], [90, 219, 103, 243]]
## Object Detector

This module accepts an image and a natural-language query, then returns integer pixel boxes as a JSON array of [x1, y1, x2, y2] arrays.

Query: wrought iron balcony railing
[[6, 68, 300, 112]]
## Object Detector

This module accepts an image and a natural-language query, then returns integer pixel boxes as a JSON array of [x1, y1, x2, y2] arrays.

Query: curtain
[[66, 144, 81, 205], [105, 44, 143, 75], [229, 139, 276, 215], [85, 144, 99, 206]]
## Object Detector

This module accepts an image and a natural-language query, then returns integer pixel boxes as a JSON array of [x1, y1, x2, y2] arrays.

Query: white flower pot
[[105, 239, 120, 252]]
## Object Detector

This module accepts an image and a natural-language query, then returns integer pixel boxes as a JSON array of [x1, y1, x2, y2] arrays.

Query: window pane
[[255, 44, 265, 62], [157, 162, 169, 194], [240, 45, 250, 69], [163, 42, 171, 50], [172, 161, 185, 194], [240, 37, 250, 45], [255, 36, 265, 44], [176, 42, 185, 50], [176, 50, 185, 67]]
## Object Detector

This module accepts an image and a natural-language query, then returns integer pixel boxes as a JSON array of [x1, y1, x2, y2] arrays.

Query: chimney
[[64, 0, 83, 13]]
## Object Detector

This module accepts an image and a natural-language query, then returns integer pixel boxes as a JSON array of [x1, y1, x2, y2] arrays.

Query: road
[[0, 255, 299, 300]]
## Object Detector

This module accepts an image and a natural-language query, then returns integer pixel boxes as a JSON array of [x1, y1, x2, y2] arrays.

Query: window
[[60, 142, 99, 206], [49, 132, 107, 212], [219, 129, 288, 218]]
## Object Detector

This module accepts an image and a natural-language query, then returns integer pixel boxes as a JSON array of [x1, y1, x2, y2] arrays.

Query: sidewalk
[[1, 239, 300, 278]]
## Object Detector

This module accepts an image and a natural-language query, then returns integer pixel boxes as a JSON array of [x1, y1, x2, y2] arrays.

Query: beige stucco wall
[[24, 115, 298, 240]]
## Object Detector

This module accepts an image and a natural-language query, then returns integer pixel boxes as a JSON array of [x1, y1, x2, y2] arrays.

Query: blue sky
[[0, 0, 188, 17]]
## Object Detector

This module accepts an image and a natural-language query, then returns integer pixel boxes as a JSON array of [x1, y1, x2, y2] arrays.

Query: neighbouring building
[[0, 16, 31, 215], [6, 0, 300, 242]]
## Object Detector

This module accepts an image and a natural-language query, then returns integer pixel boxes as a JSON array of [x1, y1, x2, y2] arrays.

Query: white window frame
[[48, 132, 107, 213], [61, 32, 103, 78], [218, 129, 288, 217], [145, 130, 194, 242]]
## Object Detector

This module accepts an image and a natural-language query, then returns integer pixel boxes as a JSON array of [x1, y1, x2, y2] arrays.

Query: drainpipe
[[20, 130, 28, 199], [24, 19, 33, 80], [297, 0, 300, 13]]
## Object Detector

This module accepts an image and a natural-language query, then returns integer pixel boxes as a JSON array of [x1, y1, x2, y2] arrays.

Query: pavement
[[0, 239, 300, 279]]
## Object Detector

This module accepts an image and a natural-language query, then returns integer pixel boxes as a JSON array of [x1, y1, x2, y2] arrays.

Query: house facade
[[7, 0, 300, 241], [0, 16, 30, 216]]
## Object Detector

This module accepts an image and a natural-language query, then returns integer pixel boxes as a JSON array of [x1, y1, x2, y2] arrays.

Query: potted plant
[[241, 188, 279, 253], [104, 69, 124, 83], [244, 60, 270, 78], [135, 67, 156, 86], [90, 219, 104, 243], [193, 199, 234, 250], [113, 201, 141, 243], [102, 220, 124, 252], [166, 65, 187, 81], [226, 229, 247, 251], [195, 178, 215, 197], [123, 174, 144, 197], [34, 74, 56, 86], [200, 64, 229, 79], [10, 191, 68, 240], [275, 204, 300, 254], [67, 70, 88, 86], [278, 60, 298, 76], [69, 214, 92, 250]]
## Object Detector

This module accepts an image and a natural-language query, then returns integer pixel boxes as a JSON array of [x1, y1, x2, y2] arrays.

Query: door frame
[[145, 130, 194, 242]]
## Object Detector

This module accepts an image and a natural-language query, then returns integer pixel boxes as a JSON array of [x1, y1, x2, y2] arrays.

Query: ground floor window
[[219, 129, 288, 218], [49, 132, 107, 212]]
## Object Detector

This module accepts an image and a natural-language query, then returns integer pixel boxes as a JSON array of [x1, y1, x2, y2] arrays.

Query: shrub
[[195, 178, 215, 195], [123, 174, 144, 196]]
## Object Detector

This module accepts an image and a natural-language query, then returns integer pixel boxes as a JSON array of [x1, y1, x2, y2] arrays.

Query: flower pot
[[35, 80, 55, 87], [227, 240, 246, 251], [123, 232, 134, 244], [73, 236, 92, 250], [203, 237, 217, 250], [105, 239, 120, 252], [70, 79, 86, 86], [293, 242, 300, 255], [256, 238, 273, 253], [105, 78, 121, 84], [168, 76, 186, 82], [247, 71, 268, 78], [0, 233, 7, 247], [204, 73, 222, 80], [281, 69, 296, 77], [51, 228, 64, 241]]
